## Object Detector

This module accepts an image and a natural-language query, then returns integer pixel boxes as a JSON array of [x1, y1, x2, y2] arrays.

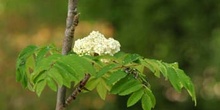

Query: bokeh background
[[1, 0, 220, 110]]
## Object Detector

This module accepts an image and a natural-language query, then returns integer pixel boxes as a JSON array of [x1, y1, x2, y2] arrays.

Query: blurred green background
[[1, 0, 220, 110]]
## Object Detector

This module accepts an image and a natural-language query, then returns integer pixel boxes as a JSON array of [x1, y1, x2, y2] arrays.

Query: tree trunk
[[56, 0, 79, 110]]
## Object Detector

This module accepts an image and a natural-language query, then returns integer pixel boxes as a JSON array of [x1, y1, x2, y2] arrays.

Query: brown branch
[[64, 74, 91, 107], [62, 0, 79, 55], [56, 0, 79, 110]]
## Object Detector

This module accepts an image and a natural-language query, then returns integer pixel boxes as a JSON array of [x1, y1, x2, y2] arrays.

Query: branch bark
[[56, 0, 79, 110], [64, 74, 91, 107]]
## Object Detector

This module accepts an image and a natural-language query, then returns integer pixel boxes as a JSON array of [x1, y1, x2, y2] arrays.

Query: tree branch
[[64, 74, 91, 107], [56, 0, 79, 110]]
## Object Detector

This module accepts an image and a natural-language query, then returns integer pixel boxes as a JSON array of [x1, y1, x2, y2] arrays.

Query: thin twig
[[64, 74, 91, 107], [56, 0, 79, 110]]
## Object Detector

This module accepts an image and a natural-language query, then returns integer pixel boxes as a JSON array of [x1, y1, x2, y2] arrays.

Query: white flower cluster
[[73, 31, 121, 56]]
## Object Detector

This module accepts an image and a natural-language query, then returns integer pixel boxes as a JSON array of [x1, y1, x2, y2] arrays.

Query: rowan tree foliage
[[16, 33, 196, 110], [15, 0, 197, 110]]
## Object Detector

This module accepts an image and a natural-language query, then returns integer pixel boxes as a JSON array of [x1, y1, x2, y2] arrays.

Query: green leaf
[[141, 93, 152, 110], [166, 66, 182, 92], [135, 65, 145, 75], [127, 89, 144, 107], [54, 63, 73, 88], [171, 62, 179, 68], [123, 54, 142, 64], [140, 59, 154, 73], [145, 59, 161, 77], [16, 65, 28, 87], [35, 80, 46, 96], [156, 61, 168, 79], [55, 62, 79, 85], [34, 54, 62, 73], [27, 83, 34, 92], [107, 70, 127, 85], [144, 87, 156, 107], [85, 77, 101, 90], [110, 76, 138, 94], [96, 79, 108, 100], [25, 55, 35, 73], [21, 72, 28, 87], [96, 64, 118, 78], [32, 70, 46, 84], [175, 69, 197, 105], [48, 68, 64, 86], [119, 83, 143, 96], [35, 46, 51, 63], [16, 45, 38, 87], [61, 55, 95, 75], [17, 45, 37, 59], [16, 66, 25, 81], [81, 55, 102, 67], [46, 77, 57, 92], [114, 52, 127, 58], [16, 69, 22, 82], [76, 55, 96, 75]]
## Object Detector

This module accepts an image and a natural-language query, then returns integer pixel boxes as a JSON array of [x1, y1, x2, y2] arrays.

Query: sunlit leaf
[[46, 77, 57, 92], [135, 65, 145, 75], [140, 59, 154, 73], [85, 77, 101, 90], [175, 69, 197, 105], [141, 93, 152, 110], [144, 87, 156, 107], [166, 66, 182, 92], [96, 79, 108, 100], [127, 89, 144, 107], [144, 59, 161, 77], [156, 61, 168, 79], [35, 80, 46, 96], [32, 70, 46, 84], [26, 55, 35, 74]]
